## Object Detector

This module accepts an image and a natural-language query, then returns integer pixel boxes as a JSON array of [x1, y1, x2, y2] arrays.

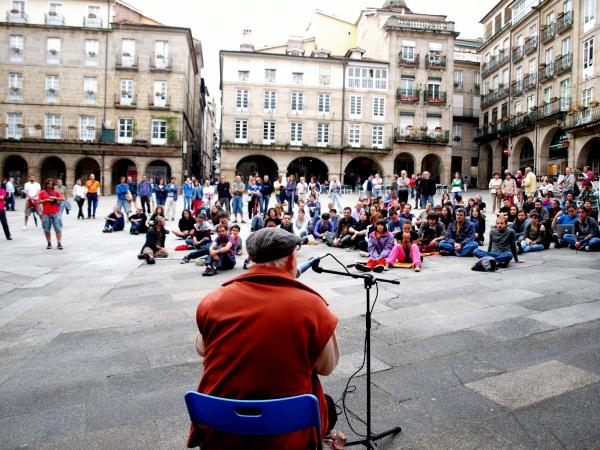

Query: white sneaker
[[195, 259, 206, 267], [359, 251, 369, 258], [22, 226, 27, 231]]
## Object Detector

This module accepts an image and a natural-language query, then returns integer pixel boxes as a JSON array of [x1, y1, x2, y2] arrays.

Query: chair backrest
[[184, 391, 322, 440]]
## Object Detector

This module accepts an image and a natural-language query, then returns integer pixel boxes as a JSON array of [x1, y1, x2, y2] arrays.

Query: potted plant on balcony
[[88, 13, 97, 18], [122, 52, 131, 57], [16, 123, 26, 129], [10, 8, 20, 14], [11, 47, 21, 53], [34, 124, 43, 130], [420, 126, 428, 131], [49, 49, 58, 55], [68, 125, 77, 130], [590, 100, 599, 107], [551, 96, 558, 102], [562, 139, 570, 148], [48, 10, 57, 16], [48, 88, 56, 93], [88, 51, 96, 56]]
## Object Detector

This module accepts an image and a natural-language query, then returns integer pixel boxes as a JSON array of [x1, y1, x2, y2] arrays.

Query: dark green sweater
[[488, 227, 519, 262]]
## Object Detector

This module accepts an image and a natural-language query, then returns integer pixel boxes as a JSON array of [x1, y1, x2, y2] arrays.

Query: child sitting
[[387, 222, 422, 272]]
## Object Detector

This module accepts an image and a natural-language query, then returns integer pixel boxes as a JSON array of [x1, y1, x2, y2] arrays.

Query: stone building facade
[[0, 0, 205, 193]]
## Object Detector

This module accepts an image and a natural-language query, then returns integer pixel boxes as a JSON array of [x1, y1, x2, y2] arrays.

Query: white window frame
[[292, 72, 304, 84], [151, 119, 167, 145], [265, 69, 276, 82], [85, 39, 99, 66], [263, 121, 275, 144], [264, 90, 276, 112], [44, 114, 61, 139], [372, 125, 383, 149], [236, 89, 249, 111], [318, 93, 330, 114], [583, 37, 594, 78], [349, 124, 361, 148], [121, 39, 136, 67], [8, 73, 23, 101], [560, 78, 570, 110], [238, 70, 249, 81], [118, 118, 133, 144], [6, 112, 23, 139], [154, 40, 169, 68], [153, 80, 168, 107], [45, 75, 59, 102], [120, 79, 134, 105], [234, 119, 248, 143], [79, 115, 96, 141], [349, 95, 362, 118], [346, 66, 388, 90], [291, 91, 304, 112], [373, 96, 385, 120], [9, 35, 24, 63], [582, 88, 593, 122], [290, 122, 303, 146], [317, 123, 330, 147], [584, 0, 596, 31], [84, 77, 97, 105], [47, 37, 61, 64]]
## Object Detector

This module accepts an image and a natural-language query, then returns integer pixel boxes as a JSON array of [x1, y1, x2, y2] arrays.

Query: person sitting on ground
[[562, 191, 575, 209], [306, 195, 321, 222], [138, 216, 168, 264], [387, 208, 404, 233], [129, 208, 148, 235], [279, 213, 294, 233], [349, 210, 370, 252], [551, 204, 578, 248], [439, 208, 478, 257], [578, 181, 599, 215], [439, 206, 453, 229], [510, 209, 528, 241], [518, 211, 546, 253], [399, 204, 415, 227], [542, 192, 553, 208], [203, 224, 237, 276], [465, 198, 476, 217], [103, 206, 125, 233], [474, 215, 521, 267], [562, 207, 600, 251], [313, 212, 335, 242], [387, 222, 422, 272], [147, 205, 165, 228], [328, 208, 339, 230], [293, 209, 310, 241], [181, 214, 213, 264], [582, 200, 598, 221], [474, 195, 487, 212], [452, 194, 466, 211], [470, 206, 486, 246], [522, 195, 536, 214], [173, 209, 195, 238], [533, 199, 550, 224], [330, 207, 357, 248], [351, 200, 365, 222], [418, 212, 446, 253], [498, 198, 512, 217], [356, 219, 394, 273], [415, 202, 433, 228], [547, 199, 562, 220]]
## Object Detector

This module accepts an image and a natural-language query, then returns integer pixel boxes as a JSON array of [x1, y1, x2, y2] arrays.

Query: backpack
[[573, 181, 581, 197], [471, 257, 497, 272], [366, 180, 373, 191]]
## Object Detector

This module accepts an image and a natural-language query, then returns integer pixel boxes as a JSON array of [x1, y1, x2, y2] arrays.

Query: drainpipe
[[534, 5, 542, 175], [101, 0, 111, 194], [340, 58, 348, 182]]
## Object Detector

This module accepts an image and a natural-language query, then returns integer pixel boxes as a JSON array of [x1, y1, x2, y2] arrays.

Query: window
[[236, 89, 248, 111], [453, 125, 462, 145], [475, 71, 481, 89], [238, 70, 249, 81], [6, 112, 23, 139], [79, 115, 96, 141], [347, 66, 387, 90], [349, 124, 361, 147], [151, 119, 167, 145], [120, 79, 134, 105], [401, 43, 415, 60], [527, 94, 536, 111], [349, 95, 362, 118], [153, 81, 168, 107], [582, 88, 593, 106], [560, 79, 570, 110], [562, 37, 571, 56], [290, 122, 303, 145], [319, 64, 331, 85], [318, 93, 330, 113], [373, 97, 385, 119], [292, 72, 304, 84], [515, 100, 522, 114], [264, 90, 276, 112], [118, 118, 133, 144], [372, 125, 383, 149], [48, 3, 63, 22], [263, 121, 275, 144], [584, 37, 594, 77], [85, 39, 99, 66], [400, 76, 414, 95], [85, 4, 102, 26], [317, 123, 329, 146], [483, 81, 490, 95], [121, 39, 136, 67], [45, 114, 61, 139], [545, 47, 554, 65], [9, 0, 26, 21], [291, 92, 304, 112], [154, 40, 169, 68], [47, 37, 61, 64], [265, 69, 276, 82], [428, 81, 441, 98], [584, 0, 595, 31], [46, 75, 59, 102], [84, 77, 97, 105], [8, 73, 23, 101], [9, 35, 24, 63], [453, 70, 463, 89], [235, 120, 248, 143]]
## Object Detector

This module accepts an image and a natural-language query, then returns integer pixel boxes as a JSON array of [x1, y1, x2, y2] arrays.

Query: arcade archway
[[40, 156, 66, 183], [286, 157, 329, 182], [393, 153, 415, 176], [235, 155, 278, 181], [2, 155, 28, 182], [344, 157, 381, 187]]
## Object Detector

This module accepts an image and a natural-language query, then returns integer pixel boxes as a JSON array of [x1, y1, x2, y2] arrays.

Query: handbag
[[74, 195, 82, 202], [126, 191, 133, 202]]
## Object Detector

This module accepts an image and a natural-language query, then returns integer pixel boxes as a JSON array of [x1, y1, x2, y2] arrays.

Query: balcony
[[150, 55, 172, 72], [384, 16, 456, 34], [452, 107, 479, 119], [148, 95, 171, 110], [394, 127, 450, 145], [555, 53, 572, 75], [541, 23, 556, 44], [398, 52, 419, 67], [481, 86, 509, 108], [512, 46, 524, 62], [498, 49, 510, 67], [525, 36, 538, 55], [482, 56, 499, 77], [1, 126, 99, 142], [537, 97, 567, 121], [524, 72, 537, 91], [116, 54, 139, 70], [557, 11, 573, 33], [506, 97, 570, 134], [539, 63, 555, 83], [474, 124, 501, 143], [396, 88, 419, 103], [425, 54, 446, 69], [564, 104, 600, 130], [511, 80, 524, 96], [425, 91, 447, 104], [6, 9, 27, 23], [114, 94, 137, 108], [83, 14, 103, 27], [45, 12, 64, 25], [483, 22, 510, 43]]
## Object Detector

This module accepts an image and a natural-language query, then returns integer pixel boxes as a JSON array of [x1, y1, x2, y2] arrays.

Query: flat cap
[[246, 227, 302, 263]]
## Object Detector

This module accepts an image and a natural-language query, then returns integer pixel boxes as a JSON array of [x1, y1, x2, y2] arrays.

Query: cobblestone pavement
[[0, 191, 599, 449]]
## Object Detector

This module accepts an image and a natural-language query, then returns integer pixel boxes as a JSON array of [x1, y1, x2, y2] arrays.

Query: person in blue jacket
[[138, 175, 153, 214], [182, 176, 193, 210], [439, 208, 478, 256], [165, 177, 179, 221], [115, 177, 130, 214]]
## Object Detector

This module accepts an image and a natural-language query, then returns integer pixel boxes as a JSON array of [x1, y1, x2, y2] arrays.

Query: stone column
[[102, 158, 112, 196], [65, 165, 76, 190]]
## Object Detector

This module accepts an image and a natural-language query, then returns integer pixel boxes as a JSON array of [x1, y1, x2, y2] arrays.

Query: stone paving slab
[[529, 301, 600, 327]]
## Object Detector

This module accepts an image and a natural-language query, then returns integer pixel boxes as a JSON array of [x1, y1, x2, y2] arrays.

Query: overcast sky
[[125, 0, 496, 100]]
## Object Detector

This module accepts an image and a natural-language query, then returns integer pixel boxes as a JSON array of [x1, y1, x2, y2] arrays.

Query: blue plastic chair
[[184, 391, 322, 448]]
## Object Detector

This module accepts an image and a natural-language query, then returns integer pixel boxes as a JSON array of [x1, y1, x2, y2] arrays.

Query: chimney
[[286, 35, 305, 55], [240, 29, 254, 51]]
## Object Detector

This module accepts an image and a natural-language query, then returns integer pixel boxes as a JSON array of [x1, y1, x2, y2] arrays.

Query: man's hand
[[333, 238, 340, 247], [575, 241, 581, 249]]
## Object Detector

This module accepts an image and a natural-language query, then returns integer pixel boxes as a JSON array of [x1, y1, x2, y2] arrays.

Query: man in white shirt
[[372, 173, 383, 199], [296, 176, 308, 203], [23, 174, 41, 230], [6, 177, 15, 211]]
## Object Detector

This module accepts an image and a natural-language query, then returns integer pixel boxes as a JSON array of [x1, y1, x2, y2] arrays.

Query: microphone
[[296, 256, 323, 278]]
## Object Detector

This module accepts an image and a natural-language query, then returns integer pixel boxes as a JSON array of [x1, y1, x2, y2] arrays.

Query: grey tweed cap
[[246, 227, 302, 263]]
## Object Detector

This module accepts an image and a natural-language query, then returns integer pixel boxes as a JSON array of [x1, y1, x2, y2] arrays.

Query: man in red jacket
[[188, 227, 340, 449]]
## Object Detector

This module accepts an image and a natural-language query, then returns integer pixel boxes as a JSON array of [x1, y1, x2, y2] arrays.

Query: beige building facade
[[0, 0, 205, 193], [476, 0, 600, 188]]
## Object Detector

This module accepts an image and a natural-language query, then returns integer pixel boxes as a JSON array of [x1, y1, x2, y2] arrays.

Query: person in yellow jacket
[[522, 167, 537, 199]]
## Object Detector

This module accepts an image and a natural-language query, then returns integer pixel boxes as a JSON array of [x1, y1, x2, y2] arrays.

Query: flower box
[[17, 124, 26, 128], [68, 125, 77, 130], [34, 124, 43, 130], [10, 86, 20, 91], [420, 126, 428, 131], [51, 125, 61, 130], [122, 52, 131, 57], [562, 140, 570, 148], [87, 126, 96, 130], [47, 88, 56, 93], [49, 49, 58, 55], [10, 9, 20, 14], [48, 11, 57, 16], [11, 47, 21, 53], [87, 90, 96, 95], [88, 51, 96, 56], [589, 101, 599, 107], [88, 13, 97, 18]]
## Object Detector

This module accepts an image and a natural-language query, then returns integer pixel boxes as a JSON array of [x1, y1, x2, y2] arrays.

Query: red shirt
[[38, 190, 62, 215], [189, 266, 338, 449], [0, 188, 5, 211]]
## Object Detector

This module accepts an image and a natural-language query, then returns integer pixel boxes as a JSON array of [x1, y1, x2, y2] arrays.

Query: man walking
[[85, 174, 100, 218], [23, 174, 41, 230], [522, 167, 537, 199], [6, 177, 15, 211], [261, 174, 273, 213], [38, 179, 64, 249], [165, 176, 178, 221], [0, 185, 12, 240]]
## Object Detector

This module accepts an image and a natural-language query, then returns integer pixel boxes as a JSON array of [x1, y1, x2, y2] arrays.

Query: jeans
[[439, 240, 478, 256], [140, 195, 151, 214], [186, 244, 210, 260], [398, 190, 409, 203], [117, 198, 130, 215], [219, 197, 231, 216], [563, 234, 600, 250], [7, 193, 15, 211], [0, 210, 10, 238], [452, 191, 461, 200], [165, 197, 176, 220], [232, 195, 243, 216], [331, 192, 343, 212], [183, 196, 192, 210], [373, 188, 382, 199], [474, 249, 513, 263], [520, 240, 544, 253], [208, 252, 236, 270], [87, 192, 98, 217], [420, 195, 434, 209], [76, 198, 85, 219], [261, 195, 271, 213]]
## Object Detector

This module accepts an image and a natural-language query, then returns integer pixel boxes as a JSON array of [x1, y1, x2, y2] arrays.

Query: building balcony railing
[[83, 14, 103, 27], [425, 54, 446, 69], [524, 36, 538, 54], [483, 21, 510, 43], [394, 127, 450, 145], [541, 23, 556, 44], [511, 79, 524, 96], [398, 52, 419, 67], [385, 17, 456, 33], [557, 11, 573, 33], [482, 56, 499, 77], [6, 10, 27, 23], [114, 94, 137, 108], [512, 46, 524, 62], [396, 88, 419, 103], [150, 55, 172, 71], [148, 95, 171, 110], [452, 107, 480, 119], [453, 81, 464, 91], [498, 49, 511, 67], [502, 97, 571, 134], [524, 72, 537, 91], [425, 91, 447, 104], [539, 63, 555, 82], [481, 86, 510, 108], [564, 104, 600, 130], [474, 124, 500, 143], [555, 53, 572, 75], [45, 12, 64, 25], [116, 54, 139, 70]]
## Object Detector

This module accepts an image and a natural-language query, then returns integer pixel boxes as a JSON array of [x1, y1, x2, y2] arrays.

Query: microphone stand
[[310, 259, 402, 449]]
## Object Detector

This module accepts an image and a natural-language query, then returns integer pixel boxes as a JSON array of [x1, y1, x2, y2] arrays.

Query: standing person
[[154, 178, 167, 206], [85, 173, 100, 219], [55, 179, 68, 216], [150, 178, 157, 211], [72, 178, 87, 220], [247, 178, 261, 218], [23, 174, 41, 230], [127, 176, 138, 210], [231, 175, 245, 223], [419, 171, 437, 209], [261, 174, 273, 213], [182, 176, 193, 211], [191, 179, 203, 215], [501, 172, 518, 206], [372, 173, 383, 199], [38, 179, 64, 250], [450, 172, 463, 200], [0, 185, 12, 240], [329, 176, 343, 212], [216, 175, 231, 216], [285, 175, 297, 215], [165, 177, 179, 221], [398, 170, 410, 204], [138, 175, 152, 214], [138, 216, 169, 264], [273, 174, 286, 206], [474, 215, 522, 267], [115, 177, 131, 215], [296, 176, 308, 204], [6, 177, 15, 211], [583, 166, 595, 184], [410, 174, 417, 199], [522, 167, 537, 199], [489, 172, 503, 213], [202, 180, 214, 208]]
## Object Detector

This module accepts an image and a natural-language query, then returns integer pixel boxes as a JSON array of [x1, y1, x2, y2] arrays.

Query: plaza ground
[[0, 191, 599, 449]]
